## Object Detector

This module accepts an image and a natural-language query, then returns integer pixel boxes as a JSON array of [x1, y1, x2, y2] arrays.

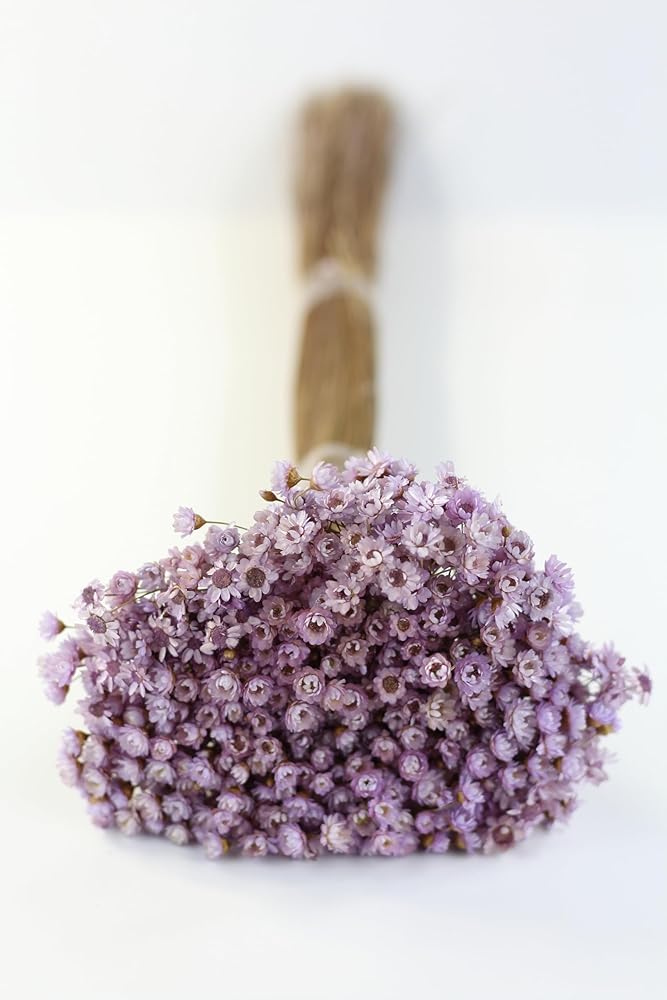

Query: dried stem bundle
[[294, 88, 393, 466]]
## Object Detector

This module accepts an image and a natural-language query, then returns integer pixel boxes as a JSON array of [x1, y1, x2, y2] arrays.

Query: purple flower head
[[293, 669, 324, 703], [237, 558, 277, 601], [507, 698, 538, 749], [369, 830, 418, 857], [379, 559, 425, 609], [419, 653, 453, 688], [241, 831, 271, 857], [39, 611, 66, 641], [352, 770, 384, 799], [373, 667, 407, 705], [634, 669, 652, 706], [107, 571, 137, 604], [466, 747, 496, 779], [536, 701, 561, 734], [85, 609, 120, 647], [295, 608, 335, 646], [206, 524, 240, 555], [275, 511, 317, 555], [285, 701, 320, 734], [489, 729, 518, 762], [277, 823, 309, 859], [205, 561, 240, 604], [455, 654, 492, 698], [271, 460, 303, 497], [320, 814, 356, 854], [398, 751, 428, 783], [117, 725, 149, 758], [173, 506, 205, 537], [206, 669, 241, 703], [38, 450, 649, 860], [87, 800, 114, 828], [39, 645, 77, 702], [513, 649, 546, 691]]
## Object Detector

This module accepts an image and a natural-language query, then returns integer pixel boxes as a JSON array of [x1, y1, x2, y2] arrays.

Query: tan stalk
[[293, 88, 393, 468]]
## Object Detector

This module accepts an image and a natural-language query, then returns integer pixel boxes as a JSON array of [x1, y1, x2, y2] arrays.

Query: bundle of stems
[[293, 88, 393, 467]]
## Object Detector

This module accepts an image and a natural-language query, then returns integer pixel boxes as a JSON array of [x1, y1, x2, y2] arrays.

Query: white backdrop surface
[[0, 2, 665, 998]]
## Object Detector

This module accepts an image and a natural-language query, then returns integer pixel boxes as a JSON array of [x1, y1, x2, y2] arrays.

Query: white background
[[1, 2, 666, 998]]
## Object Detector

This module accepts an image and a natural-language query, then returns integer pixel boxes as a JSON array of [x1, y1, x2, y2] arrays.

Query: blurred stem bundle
[[293, 88, 394, 468]]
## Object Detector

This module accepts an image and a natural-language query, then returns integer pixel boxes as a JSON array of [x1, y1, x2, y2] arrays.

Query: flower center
[[210, 626, 226, 646], [87, 614, 107, 634], [246, 567, 266, 588]]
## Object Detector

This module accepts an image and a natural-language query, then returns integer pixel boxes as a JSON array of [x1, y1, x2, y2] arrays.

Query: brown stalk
[[293, 88, 394, 465]]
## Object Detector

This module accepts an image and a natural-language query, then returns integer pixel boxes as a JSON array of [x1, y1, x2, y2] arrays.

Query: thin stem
[[205, 519, 249, 532], [109, 587, 162, 614]]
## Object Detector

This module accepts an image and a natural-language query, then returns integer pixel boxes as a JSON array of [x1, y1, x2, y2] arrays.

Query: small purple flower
[[357, 535, 392, 568], [271, 460, 302, 497], [57, 750, 80, 787], [561, 750, 586, 781], [321, 814, 356, 854], [455, 654, 492, 698], [352, 770, 384, 799], [206, 524, 240, 555], [419, 653, 453, 688], [237, 558, 277, 601], [116, 809, 141, 837], [589, 701, 617, 728], [526, 621, 551, 651], [425, 831, 450, 854], [489, 729, 518, 762], [507, 699, 537, 749], [634, 669, 652, 705], [165, 823, 190, 846], [107, 571, 137, 605], [173, 506, 204, 537], [39, 646, 77, 702], [87, 800, 114, 828], [241, 832, 271, 857], [202, 834, 228, 860], [564, 698, 587, 739], [275, 511, 317, 555], [204, 561, 241, 604], [74, 579, 105, 613], [424, 690, 457, 731], [536, 701, 561, 734], [39, 611, 66, 641], [163, 795, 192, 823], [293, 669, 324, 702], [373, 668, 406, 705], [369, 830, 418, 857], [277, 823, 309, 859], [379, 559, 425, 609], [513, 649, 546, 692], [117, 725, 149, 758], [295, 608, 335, 646], [490, 821, 516, 850], [85, 609, 120, 647], [402, 520, 443, 560], [398, 751, 428, 783], [466, 746, 496, 779], [206, 669, 241, 703], [201, 616, 244, 654], [462, 547, 490, 585], [285, 701, 320, 734]]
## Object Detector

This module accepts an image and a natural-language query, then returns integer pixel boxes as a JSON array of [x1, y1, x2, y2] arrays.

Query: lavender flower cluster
[[40, 451, 650, 859]]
